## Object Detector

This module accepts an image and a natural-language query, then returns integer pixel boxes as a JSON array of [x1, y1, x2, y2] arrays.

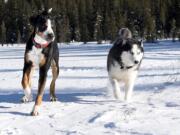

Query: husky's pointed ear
[[48, 8, 52, 13], [29, 15, 37, 26], [42, 8, 52, 15]]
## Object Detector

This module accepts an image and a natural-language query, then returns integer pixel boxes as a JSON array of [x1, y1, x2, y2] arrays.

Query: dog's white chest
[[108, 61, 137, 82], [27, 46, 45, 67]]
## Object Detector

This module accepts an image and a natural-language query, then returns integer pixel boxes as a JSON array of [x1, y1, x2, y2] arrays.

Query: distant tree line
[[0, 0, 179, 44]]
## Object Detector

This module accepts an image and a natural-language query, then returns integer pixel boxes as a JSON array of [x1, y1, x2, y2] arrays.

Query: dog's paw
[[50, 96, 58, 102], [30, 111, 39, 116], [31, 105, 39, 116], [21, 95, 33, 103], [114, 93, 121, 100], [124, 97, 132, 103]]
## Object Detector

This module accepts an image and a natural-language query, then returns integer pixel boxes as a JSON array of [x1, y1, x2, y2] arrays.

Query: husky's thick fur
[[107, 28, 144, 101]]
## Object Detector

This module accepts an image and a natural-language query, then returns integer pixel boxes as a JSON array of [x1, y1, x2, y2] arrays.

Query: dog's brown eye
[[131, 52, 134, 55]]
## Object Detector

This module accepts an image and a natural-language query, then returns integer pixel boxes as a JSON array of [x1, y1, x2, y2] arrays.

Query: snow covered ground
[[0, 41, 180, 135]]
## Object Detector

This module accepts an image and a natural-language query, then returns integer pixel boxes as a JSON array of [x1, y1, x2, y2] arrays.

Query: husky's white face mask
[[121, 41, 144, 67]]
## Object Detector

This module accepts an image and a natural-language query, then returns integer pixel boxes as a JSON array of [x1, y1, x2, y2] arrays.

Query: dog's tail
[[113, 28, 132, 46], [118, 28, 132, 39]]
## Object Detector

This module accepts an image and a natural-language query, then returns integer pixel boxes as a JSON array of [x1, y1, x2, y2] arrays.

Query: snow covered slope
[[0, 41, 180, 135]]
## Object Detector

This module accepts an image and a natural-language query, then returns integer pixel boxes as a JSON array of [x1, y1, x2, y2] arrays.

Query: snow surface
[[0, 41, 180, 135]]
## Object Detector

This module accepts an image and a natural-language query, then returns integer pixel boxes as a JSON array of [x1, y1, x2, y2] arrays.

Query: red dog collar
[[32, 38, 49, 48]]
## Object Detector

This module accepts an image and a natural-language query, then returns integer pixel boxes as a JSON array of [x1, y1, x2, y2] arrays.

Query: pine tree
[[17, 30, 21, 43], [0, 0, 178, 43], [72, 2, 81, 42], [5, 0, 19, 44], [78, 0, 89, 43], [143, 5, 156, 43], [0, 0, 3, 21], [86, 0, 94, 40], [56, 15, 71, 43], [109, 15, 118, 42], [66, 0, 80, 41], [55, 15, 61, 42], [93, 12, 103, 44], [54, 0, 68, 43], [16, 0, 31, 43], [171, 19, 177, 42], [64, 16, 71, 42], [0, 21, 6, 46], [103, 11, 108, 41], [74, 27, 81, 42]]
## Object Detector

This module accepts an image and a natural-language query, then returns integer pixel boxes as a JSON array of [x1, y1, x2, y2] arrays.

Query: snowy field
[[0, 41, 180, 135]]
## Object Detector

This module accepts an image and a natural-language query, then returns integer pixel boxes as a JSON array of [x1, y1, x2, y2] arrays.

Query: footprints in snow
[[0, 128, 22, 135], [166, 102, 180, 107], [89, 106, 137, 129], [104, 122, 116, 129]]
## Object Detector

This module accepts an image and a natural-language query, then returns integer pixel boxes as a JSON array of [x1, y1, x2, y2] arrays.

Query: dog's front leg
[[125, 72, 137, 101], [31, 66, 47, 116], [125, 80, 134, 102], [21, 62, 34, 102], [111, 78, 121, 100], [50, 59, 59, 101]]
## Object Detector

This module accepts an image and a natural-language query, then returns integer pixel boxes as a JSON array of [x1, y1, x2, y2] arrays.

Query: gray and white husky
[[107, 28, 144, 101]]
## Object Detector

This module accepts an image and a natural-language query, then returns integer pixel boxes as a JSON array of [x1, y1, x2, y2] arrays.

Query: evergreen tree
[[86, 0, 94, 40], [93, 12, 103, 43], [56, 15, 71, 43], [17, 30, 21, 43], [64, 16, 71, 42], [66, 0, 80, 41], [5, 0, 19, 44], [109, 15, 118, 42], [55, 15, 61, 43], [0, 0, 179, 44], [171, 19, 177, 42], [0, 21, 6, 46], [144, 8, 156, 42], [78, 0, 89, 43]]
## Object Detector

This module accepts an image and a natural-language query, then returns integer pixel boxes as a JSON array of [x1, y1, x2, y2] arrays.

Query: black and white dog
[[21, 8, 59, 116], [107, 28, 144, 101]]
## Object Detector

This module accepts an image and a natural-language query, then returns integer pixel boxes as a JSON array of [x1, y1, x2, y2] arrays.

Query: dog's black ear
[[42, 10, 48, 16], [29, 15, 37, 26], [42, 8, 52, 16]]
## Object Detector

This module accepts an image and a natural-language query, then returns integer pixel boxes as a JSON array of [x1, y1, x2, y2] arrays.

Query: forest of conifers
[[0, 0, 179, 44]]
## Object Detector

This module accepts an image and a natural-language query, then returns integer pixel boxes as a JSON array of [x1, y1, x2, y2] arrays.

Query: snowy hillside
[[0, 41, 180, 135]]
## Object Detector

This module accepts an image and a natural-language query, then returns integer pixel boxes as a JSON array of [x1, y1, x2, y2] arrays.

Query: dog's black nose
[[47, 33, 54, 40], [134, 60, 139, 64]]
